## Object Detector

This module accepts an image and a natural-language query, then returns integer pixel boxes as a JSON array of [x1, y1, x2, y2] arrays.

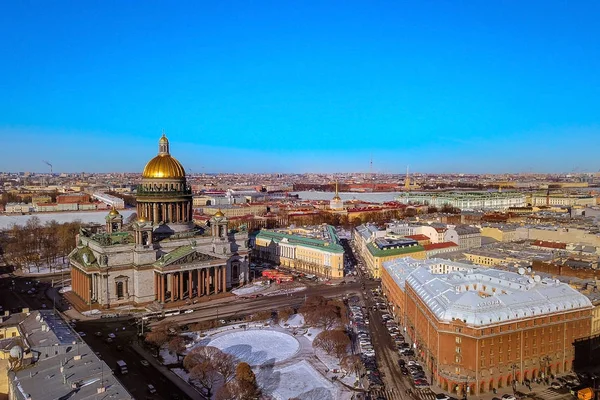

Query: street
[[75, 318, 193, 400]]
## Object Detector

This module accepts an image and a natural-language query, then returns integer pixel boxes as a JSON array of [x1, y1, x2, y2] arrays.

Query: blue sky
[[1, 1, 599, 174]]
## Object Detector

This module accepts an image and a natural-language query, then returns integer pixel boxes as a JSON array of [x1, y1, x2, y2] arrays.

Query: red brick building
[[382, 258, 593, 397]]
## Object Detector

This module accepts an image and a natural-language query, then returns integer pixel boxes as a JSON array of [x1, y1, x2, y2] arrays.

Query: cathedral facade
[[69, 134, 249, 309]]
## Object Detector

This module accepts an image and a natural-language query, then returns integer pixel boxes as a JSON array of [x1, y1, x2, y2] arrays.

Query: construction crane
[[43, 160, 53, 174]]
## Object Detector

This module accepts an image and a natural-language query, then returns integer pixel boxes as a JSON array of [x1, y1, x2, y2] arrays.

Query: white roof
[[383, 258, 593, 327]]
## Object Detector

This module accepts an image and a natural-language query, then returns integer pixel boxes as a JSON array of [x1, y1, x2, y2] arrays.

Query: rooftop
[[257, 225, 344, 253], [383, 257, 593, 327]]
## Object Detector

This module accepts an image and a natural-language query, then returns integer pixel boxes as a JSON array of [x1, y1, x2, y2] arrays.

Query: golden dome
[[142, 154, 186, 179], [108, 206, 120, 216], [142, 133, 186, 179], [214, 209, 225, 217]]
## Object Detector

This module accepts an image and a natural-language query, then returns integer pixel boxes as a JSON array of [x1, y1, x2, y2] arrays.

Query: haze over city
[[2, 1, 600, 174]]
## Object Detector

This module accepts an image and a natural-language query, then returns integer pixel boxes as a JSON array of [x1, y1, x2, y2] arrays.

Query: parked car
[[140, 360, 150, 367], [147, 384, 157, 394], [551, 382, 561, 389], [435, 394, 450, 400], [502, 395, 517, 400]]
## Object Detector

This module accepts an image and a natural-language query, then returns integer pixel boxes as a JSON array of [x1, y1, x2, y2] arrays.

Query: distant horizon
[[2, 169, 598, 176], [1, 2, 599, 173]]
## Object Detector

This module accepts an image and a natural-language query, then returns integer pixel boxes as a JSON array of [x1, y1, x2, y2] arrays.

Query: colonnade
[[137, 201, 192, 224], [154, 265, 227, 303], [71, 267, 91, 303]]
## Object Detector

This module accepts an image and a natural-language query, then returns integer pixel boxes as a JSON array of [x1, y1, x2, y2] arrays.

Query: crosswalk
[[413, 387, 437, 400], [535, 388, 572, 400], [367, 387, 436, 400]]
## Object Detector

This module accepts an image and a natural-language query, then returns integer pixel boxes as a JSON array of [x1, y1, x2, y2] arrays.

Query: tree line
[[0, 217, 81, 272]]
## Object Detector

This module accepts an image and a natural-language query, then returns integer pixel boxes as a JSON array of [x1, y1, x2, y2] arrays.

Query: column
[[222, 265, 227, 292], [196, 268, 204, 297], [215, 267, 220, 294], [160, 274, 163, 303], [206, 268, 211, 295], [179, 272, 184, 300], [176, 203, 180, 223], [204, 269, 210, 295], [171, 273, 176, 301], [188, 270, 193, 298]]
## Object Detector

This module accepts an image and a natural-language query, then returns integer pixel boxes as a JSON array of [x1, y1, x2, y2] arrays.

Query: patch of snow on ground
[[0, 210, 136, 229], [266, 286, 306, 296], [58, 286, 72, 293], [159, 348, 179, 365], [258, 360, 338, 400], [280, 313, 305, 328], [171, 367, 190, 383], [231, 283, 267, 296], [204, 330, 300, 366], [81, 309, 101, 316], [304, 327, 323, 342], [20, 263, 70, 275]]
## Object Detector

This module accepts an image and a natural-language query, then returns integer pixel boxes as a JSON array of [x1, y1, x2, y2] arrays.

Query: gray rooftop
[[7, 310, 132, 400], [384, 257, 593, 327]]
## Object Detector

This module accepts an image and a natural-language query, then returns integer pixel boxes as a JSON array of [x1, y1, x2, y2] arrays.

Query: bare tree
[[145, 330, 169, 356], [341, 354, 364, 376], [190, 360, 221, 398], [213, 351, 236, 382], [313, 329, 350, 359], [313, 330, 337, 354], [278, 306, 294, 323], [167, 336, 187, 362]]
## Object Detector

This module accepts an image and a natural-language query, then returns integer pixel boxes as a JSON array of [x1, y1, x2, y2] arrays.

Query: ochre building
[[381, 258, 592, 397], [254, 225, 344, 279]]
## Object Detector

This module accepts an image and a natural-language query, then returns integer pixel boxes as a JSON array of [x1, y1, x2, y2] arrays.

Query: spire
[[332, 180, 341, 201]]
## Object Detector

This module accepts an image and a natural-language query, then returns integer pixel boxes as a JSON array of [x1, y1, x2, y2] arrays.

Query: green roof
[[153, 245, 219, 267], [367, 242, 425, 257], [256, 229, 344, 254]]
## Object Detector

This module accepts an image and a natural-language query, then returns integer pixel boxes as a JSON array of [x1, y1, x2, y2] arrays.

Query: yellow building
[[480, 226, 518, 242], [254, 225, 345, 279], [353, 224, 426, 278], [203, 204, 268, 218]]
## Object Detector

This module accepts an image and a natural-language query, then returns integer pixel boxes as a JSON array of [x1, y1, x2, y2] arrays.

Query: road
[[75, 318, 193, 400], [347, 240, 437, 400], [155, 281, 372, 326]]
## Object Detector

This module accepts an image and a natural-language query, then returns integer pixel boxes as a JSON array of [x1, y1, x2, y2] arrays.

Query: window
[[456, 347, 461, 354], [456, 337, 462, 344], [11, 332, 16, 337], [455, 356, 461, 363]]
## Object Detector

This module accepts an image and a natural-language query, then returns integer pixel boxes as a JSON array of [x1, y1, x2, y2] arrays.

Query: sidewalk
[[44, 285, 95, 321], [131, 341, 207, 400]]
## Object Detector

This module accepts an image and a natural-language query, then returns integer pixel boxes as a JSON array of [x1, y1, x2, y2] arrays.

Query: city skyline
[[1, 1, 600, 174]]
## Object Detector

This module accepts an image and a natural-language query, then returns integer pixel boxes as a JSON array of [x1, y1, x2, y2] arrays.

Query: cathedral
[[69, 134, 249, 309]]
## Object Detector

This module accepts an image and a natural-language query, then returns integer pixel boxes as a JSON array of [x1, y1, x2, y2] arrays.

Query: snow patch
[[258, 360, 338, 400], [280, 313, 305, 328], [231, 283, 267, 296], [58, 286, 72, 294], [159, 348, 179, 365], [203, 330, 300, 366], [171, 367, 191, 383]]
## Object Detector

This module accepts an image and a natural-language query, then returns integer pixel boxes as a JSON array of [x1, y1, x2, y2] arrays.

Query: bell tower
[[105, 207, 123, 234], [210, 210, 230, 254]]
